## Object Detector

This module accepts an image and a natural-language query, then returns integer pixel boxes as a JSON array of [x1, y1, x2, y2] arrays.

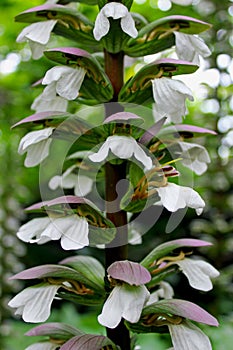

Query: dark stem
[[104, 50, 131, 349]]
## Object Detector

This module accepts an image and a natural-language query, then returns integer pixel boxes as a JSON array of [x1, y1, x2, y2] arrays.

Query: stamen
[[142, 312, 183, 326]]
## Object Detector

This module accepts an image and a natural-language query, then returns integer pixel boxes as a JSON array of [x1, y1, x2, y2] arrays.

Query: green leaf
[[129, 162, 145, 188], [119, 58, 198, 104], [26, 322, 84, 340], [125, 15, 211, 57], [146, 268, 178, 290], [100, 18, 133, 54], [15, 5, 97, 49], [60, 334, 120, 350], [120, 181, 159, 213], [44, 48, 113, 104], [140, 238, 211, 268], [58, 291, 105, 305], [60, 255, 105, 289]]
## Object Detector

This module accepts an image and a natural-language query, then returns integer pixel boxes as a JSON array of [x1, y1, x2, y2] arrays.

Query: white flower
[[31, 84, 68, 113], [98, 284, 150, 328], [89, 135, 152, 170], [18, 127, 54, 167], [175, 32, 211, 65], [147, 281, 174, 304], [176, 258, 220, 291], [26, 343, 58, 350], [49, 166, 93, 196], [8, 284, 60, 323], [128, 222, 142, 245], [17, 215, 89, 250], [26, 343, 57, 350], [156, 182, 205, 215], [168, 320, 212, 350], [17, 20, 57, 59], [152, 77, 194, 123], [42, 66, 86, 100], [176, 142, 211, 175], [93, 2, 138, 41]]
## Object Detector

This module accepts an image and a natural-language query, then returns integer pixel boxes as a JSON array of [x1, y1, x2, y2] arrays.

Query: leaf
[[119, 58, 198, 104], [125, 15, 211, 57], [158, 124, 217, 140], [59, 255, 105, 289], [12, 111, 106, 151], [11, 264, 104, 291], [44, 48, 113, 103], [142, 299, 218, 326], [58, 291, 105, 305], [15, 5, 96, 49], [140, 238, 212, 268], [60, 334, 120, 350], [128, 162, 145, 188], [120, 182, 159, 213], [26, 322, 84, 340], [126, 298, 218, 334], [139, 117, 167, 146]]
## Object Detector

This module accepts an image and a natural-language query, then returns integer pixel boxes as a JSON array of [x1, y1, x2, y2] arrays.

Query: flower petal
[[98, 285, 123, 328], [18, 128, 54, 153], [156, 183, 205, 215], [8, 284, 60, 323], [168, 320, 212, 350], [121, 13, 138, 38], [25, 138, 53, 167], [56, 67, 86, 100], [176, 258, 219, 291], [17, 20, 57, 59], [74, 175, 93, 197], [93, 2, 138, 40], [31, 85, 68, 113], [175, 32, 211, 64], [17, 20, 57, 45], [17, 217, 51, 243], [42, 66, 86, 100], [93, 11, 110, 41], [152, 77, 193, 123], [147, 281, 174, 304], [58, 216, 89, 250], [89, 135, 152, 169], [26, 342, 57, 350], [98, 284, 149, 328], [177, 142, 210, 175]]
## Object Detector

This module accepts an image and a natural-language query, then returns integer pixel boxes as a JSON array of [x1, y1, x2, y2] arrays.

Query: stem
[[104, 49, 131, 349]]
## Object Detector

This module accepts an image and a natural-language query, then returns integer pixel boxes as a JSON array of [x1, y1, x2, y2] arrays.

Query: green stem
[[104, 49, 131, 349]]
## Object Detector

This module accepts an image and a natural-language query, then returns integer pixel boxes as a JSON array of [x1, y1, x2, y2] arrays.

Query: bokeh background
[[0, 0, 232, 349]]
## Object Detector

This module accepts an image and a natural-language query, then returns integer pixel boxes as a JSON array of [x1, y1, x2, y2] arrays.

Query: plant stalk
[[104, 49, 131, 349]]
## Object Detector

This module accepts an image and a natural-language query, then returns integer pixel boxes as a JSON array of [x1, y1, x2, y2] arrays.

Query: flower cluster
[[10, 1, 219, 350]]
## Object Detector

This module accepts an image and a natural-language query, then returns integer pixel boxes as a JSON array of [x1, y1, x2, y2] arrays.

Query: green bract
[[141, 238, 211, 268], [44, 48, 114, 104], [26, 196, 117, 246], [119, 58, 198, 104], [125, 15, 211, 57], [15, 5, 97, 49]]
